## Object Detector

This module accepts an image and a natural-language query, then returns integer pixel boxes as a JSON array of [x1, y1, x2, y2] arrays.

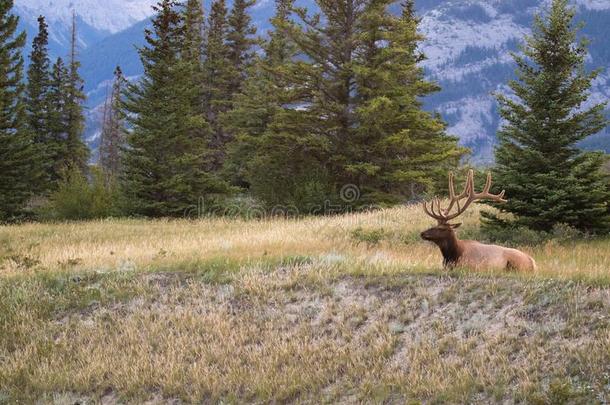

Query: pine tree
[[202, 0, 257, 171], [47, 57, 69, 184], [226, 0, 257, 96], [64, 12, 90, 172], [485, 0, 610, 233], [203, 0, 233, 169], [264, 0, 293, 67], [183, 0, 205, 62], [182, 0, 206, 118], [222, 0, 295, 187], [0, 0, 38, 220], [122, 0, 228, 217], [246, 0, 465, 209], [25, 15, 51, 144], [25, 15, 53, 194], [99, 66, 126, 181], [244, 0, 357, 209], [351, 0, 465, 203]]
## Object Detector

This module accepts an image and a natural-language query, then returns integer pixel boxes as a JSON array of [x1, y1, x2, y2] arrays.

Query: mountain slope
[[15, 0, 156, 62], [418, 0, 610, 162], [15, 0, 156, 38]]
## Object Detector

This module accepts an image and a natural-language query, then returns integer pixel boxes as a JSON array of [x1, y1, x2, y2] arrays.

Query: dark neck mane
[[435, 233, 463, 267]]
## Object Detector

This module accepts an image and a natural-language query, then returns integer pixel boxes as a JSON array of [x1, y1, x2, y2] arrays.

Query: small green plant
[[41, 166, 122, 220], [279, 255, 314, 267], [351, 227, 387, 246], [551, 223, 584, 243], [481, 222, 585, 247], [481, 224, 549, 247]]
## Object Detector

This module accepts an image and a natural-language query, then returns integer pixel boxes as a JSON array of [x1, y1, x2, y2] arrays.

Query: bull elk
[[420, 170, 536, 271]]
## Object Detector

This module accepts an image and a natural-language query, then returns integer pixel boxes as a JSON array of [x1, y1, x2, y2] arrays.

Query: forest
[[0, 0, 606, 235]]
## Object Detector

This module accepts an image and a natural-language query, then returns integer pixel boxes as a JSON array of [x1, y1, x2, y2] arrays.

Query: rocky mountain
[[14, 0, 610, 162], [416, 0, 610, 162], [15, 0, 156, 49]]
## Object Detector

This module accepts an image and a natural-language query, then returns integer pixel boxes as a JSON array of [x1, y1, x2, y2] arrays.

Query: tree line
[[0, 0, 608, 234], [0, 7, 89, 219]]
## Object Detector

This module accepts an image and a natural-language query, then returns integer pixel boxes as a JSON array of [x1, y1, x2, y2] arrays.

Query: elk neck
[[436, 230, 464, 267]]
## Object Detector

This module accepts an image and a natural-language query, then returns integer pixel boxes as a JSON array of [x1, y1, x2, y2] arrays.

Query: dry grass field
[[1, 204, 609, 404]]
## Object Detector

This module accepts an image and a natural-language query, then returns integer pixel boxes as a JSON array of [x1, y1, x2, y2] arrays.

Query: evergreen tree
[[122, 0, 228, 217], [183, 0, 205, 63], [182, 0, 206, 117], [25, 16, 51, 144], [99, 66, 126, 181], [264, 0, 293, 67], [202, 0, 257, 170], [0, 0, 38, 220], [351, 0, 465, 203], [245, 0, 465, 209], [25, 15, 52, 193], [203, 0, 233, 168], [222, 0, 295, 187], [485, 0, 610, 233], [226, 0, 257, 96], [64, 13, 90, 172], [46, 57, 69, 184]]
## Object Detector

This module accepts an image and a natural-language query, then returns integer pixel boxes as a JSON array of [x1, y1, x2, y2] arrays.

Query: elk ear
[[450, 223, 462, 229]]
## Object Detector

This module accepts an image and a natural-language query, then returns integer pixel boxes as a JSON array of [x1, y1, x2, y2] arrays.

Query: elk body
[[420, 170, 536, 272]]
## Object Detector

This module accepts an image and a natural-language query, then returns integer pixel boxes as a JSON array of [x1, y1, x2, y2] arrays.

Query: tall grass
[[1, 204, 608, 282]]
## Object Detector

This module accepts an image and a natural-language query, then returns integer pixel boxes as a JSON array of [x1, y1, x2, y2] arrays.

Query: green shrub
[[480, 224, 549, 247], [551, 223, 585, 242], [41, 166, 122, 220], [480, 222, 585, 247], [351, 227, 387, 246]]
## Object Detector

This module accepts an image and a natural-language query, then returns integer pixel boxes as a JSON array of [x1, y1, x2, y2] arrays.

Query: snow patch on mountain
[[15, 0, 156, 34], [420, 11, 529, 71], [587, 73, 610, 108], [575, 0, 610, 10], [431, 52, 514, 83], [442, 96, 495, 143]]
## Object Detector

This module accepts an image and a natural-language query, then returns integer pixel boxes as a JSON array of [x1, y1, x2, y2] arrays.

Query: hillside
[[0, 205, 609, 402], [14, 0, 610, 161]]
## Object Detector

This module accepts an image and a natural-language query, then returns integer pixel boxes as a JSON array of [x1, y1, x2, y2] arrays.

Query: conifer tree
[[99, 66, 126, 181], [223, 0, 295, 187], [203, 0, 233, 168], [485, 0, 610, 233], [122, 0, 228, 217], [64, 13, 90, 172], [26, 16, 51, 144], [246, 0, 465, 209], [226, 0, 257, 96], [0, 1, 38, 220], [46, 57, 69, 184], [243, 0, 355, 209], [351, 0, 465, 203], [182, 0, 206, 116], [183, 0, 205, 60], [25, 15, 53, 193]]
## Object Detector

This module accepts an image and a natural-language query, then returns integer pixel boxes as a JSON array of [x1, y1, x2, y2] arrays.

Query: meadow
[[1, 204, 609, 403]]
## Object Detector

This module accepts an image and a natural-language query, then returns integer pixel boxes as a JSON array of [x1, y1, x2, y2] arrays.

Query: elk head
[[420, 170, 507, 243]]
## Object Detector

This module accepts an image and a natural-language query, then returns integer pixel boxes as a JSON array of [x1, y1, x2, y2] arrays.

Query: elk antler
[[423, 170, 507, 224]]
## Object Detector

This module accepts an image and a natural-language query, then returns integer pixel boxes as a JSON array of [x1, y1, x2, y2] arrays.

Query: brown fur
[[421, 224, 536, 272]]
